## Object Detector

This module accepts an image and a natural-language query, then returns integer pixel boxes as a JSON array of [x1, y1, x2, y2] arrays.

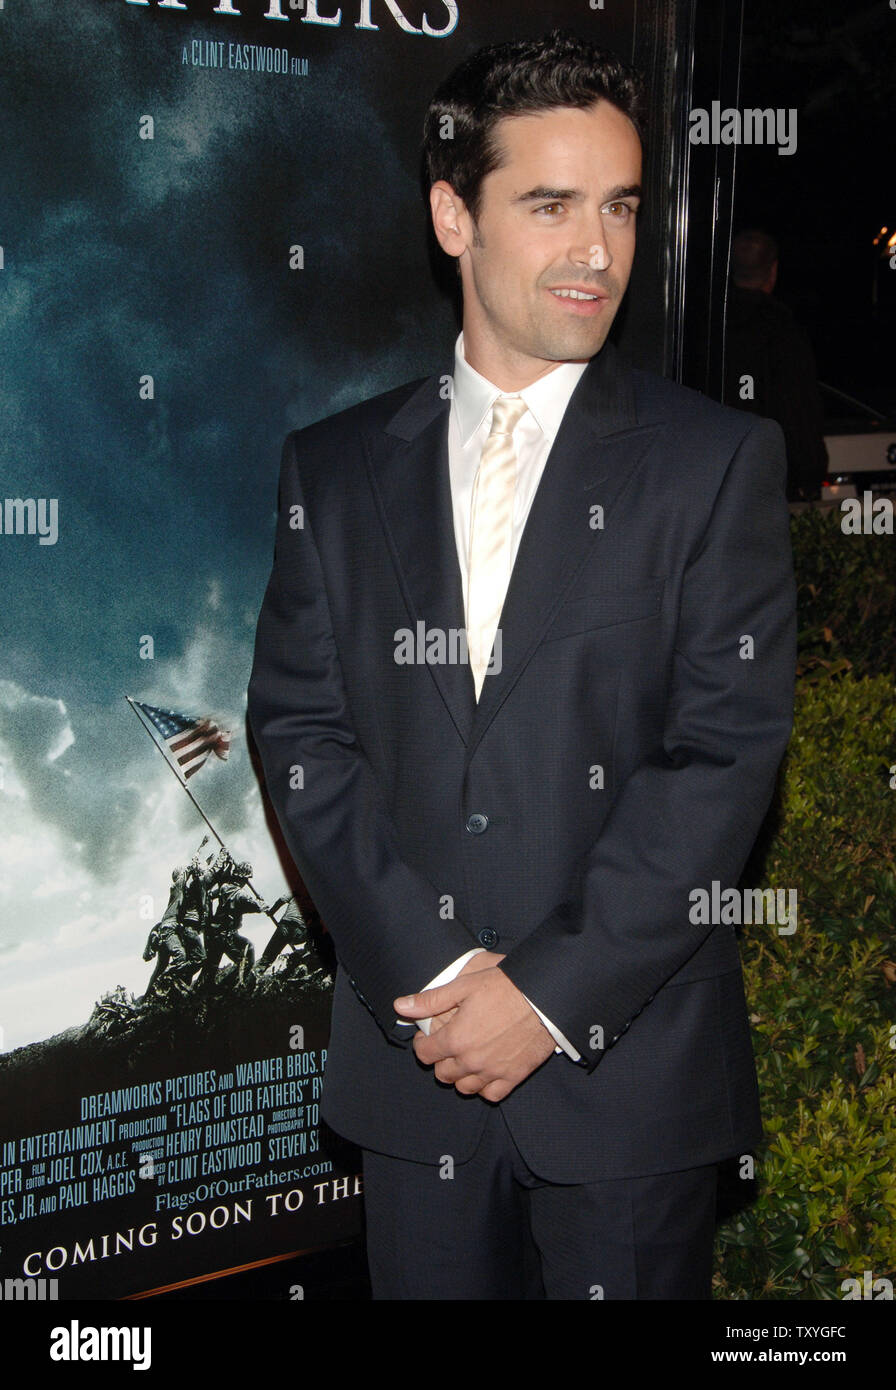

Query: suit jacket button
[[477, 928, 499, 949], [466, 813, 488, 834]]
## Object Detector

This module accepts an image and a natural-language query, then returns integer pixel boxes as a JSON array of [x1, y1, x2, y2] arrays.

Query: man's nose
[[571, 226, 613, 274]]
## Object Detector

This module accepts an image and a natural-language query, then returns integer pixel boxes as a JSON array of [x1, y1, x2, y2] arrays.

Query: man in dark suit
[[248, 31, 796, 1300]]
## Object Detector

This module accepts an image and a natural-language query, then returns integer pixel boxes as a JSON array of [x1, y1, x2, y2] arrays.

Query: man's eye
[[535, 203, 564, 216], [604, 201, 637, 219]]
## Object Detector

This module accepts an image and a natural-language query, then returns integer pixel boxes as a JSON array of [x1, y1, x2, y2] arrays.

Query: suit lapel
[[367, 341, 661, 753], [365, 376, 476, 742]]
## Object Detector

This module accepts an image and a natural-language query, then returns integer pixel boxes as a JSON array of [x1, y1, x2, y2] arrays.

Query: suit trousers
[[361, 1103, 719, 1300]]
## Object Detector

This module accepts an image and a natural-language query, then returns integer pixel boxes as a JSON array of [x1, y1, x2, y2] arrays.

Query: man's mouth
[[548, 287, 605, 301], [546, 286, 609, 315]]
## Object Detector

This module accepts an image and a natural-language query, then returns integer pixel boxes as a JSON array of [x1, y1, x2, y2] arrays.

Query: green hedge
[[792, 506, 896, 681], [714, 511, 896, 1298]]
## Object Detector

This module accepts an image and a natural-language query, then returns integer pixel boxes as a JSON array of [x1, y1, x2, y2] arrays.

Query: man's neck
[[461, 324, 589, 392]]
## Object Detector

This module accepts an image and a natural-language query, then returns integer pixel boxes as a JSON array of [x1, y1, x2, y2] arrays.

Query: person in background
[[724, 228, 829, 501]]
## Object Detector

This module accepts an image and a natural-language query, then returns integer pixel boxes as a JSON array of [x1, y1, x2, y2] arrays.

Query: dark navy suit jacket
[[247, 341, 797, 1182]]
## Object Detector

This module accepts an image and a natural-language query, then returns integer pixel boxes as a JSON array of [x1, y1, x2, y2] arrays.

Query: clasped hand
[[393, 952, 555, 1103]]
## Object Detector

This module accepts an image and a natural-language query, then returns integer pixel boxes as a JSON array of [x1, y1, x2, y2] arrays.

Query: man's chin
[[530, 315, 615, 365], [537, 331, 610, 364]]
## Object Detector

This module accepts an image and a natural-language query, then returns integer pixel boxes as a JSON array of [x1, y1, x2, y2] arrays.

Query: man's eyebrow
[[513, 183, 643, 204], [603, 183, 643, 202]]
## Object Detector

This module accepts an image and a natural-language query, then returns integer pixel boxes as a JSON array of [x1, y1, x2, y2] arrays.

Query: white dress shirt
[[411, 332, 590, 1063]]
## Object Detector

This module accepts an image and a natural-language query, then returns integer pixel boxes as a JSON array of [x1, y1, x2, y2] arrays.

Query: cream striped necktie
[[466, 394, 529, 699]]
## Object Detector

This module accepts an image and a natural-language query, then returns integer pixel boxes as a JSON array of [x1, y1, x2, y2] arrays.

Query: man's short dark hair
[[423, 29, 647, 228]]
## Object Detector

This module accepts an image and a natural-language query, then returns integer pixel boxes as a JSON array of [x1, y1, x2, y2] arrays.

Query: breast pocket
[[542, 580, 664, 642]]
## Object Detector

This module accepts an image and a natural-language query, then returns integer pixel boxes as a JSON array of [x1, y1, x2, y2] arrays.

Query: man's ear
[[429, 181, 469, 262]]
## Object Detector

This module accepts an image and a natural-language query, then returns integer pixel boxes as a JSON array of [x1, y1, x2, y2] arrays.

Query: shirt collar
[[452, 331, 590, 447]]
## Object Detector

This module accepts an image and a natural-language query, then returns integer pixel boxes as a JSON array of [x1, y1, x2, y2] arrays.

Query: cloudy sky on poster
[[0, 1, 470, 1047]]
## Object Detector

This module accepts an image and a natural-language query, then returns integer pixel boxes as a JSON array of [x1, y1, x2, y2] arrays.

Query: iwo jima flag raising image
[[0, 692, 360, 1298], [131, 701, 233, 781]]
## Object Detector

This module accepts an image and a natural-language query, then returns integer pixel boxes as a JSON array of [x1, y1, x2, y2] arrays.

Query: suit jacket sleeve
[[247, 432, 477, 1041], [497, 415, 797, 1072]]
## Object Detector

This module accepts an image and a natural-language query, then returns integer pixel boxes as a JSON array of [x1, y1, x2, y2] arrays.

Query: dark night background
[[731, 0, 896, 417]]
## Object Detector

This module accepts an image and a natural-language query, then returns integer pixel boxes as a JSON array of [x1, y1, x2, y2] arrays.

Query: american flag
[[133, 701, 232, 780]]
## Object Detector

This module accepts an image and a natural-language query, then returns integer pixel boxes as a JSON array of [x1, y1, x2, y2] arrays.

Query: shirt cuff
[[405, 948, 582, 1062], [411, 948, 487, 1035], [523, 996, 582, 1061]]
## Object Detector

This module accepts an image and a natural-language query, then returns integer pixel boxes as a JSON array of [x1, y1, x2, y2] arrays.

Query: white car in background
[[820, 383, 896, 500]]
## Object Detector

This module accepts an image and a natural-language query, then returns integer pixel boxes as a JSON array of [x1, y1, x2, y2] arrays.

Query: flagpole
[[126, 696, 275, 916], [127, 696, 226, 848]]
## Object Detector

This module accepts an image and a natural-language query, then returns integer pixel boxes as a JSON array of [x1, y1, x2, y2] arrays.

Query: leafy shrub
[[714, 671, 896, 1298], [791, 507, 896, 680]]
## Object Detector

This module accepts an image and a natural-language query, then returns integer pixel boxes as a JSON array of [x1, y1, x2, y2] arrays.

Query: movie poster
[[0, 0, 675, 1298]]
